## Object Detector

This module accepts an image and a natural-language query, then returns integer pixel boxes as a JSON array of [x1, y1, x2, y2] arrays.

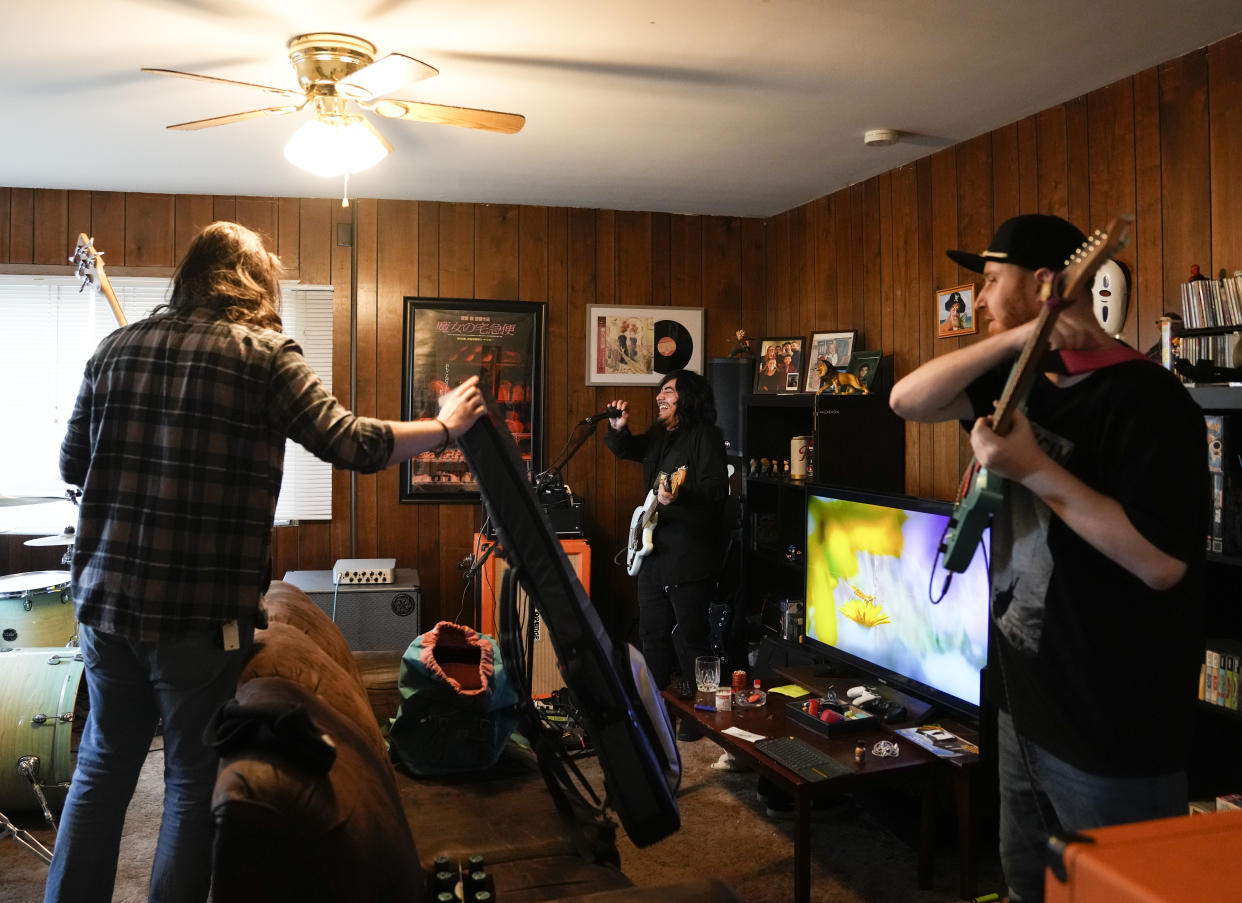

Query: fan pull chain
[[341, 170, 351, 208]]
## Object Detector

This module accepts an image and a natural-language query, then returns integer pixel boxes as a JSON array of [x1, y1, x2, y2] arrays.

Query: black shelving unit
[[738, 390, 905, 625], [1187, 384, 1242, 798]]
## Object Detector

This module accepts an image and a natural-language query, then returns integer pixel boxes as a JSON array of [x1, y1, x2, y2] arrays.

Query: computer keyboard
[[754, 736, 852, 782]]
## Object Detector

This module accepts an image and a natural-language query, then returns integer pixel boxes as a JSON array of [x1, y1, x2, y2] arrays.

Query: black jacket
[[605, 419, 729, 584]]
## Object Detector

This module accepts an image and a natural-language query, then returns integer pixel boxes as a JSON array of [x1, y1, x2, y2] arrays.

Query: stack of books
[[1200, 645, 1241, 711]]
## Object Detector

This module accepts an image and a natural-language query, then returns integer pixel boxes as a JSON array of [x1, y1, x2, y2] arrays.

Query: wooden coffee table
[[663, 679, 940, 903]]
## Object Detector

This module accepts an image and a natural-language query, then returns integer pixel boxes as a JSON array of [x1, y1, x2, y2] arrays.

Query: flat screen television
[[802, 485, 991, 721]]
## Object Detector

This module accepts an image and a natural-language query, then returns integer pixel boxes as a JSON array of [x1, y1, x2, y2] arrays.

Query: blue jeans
[[43, 618, 253, 903], [997, 711, 1187, 903]]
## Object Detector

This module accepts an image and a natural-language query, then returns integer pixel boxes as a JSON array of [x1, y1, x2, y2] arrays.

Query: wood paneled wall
[[0, 192, 763, 630], [4, 30, 1240, 631], [764, 32, 1242, 501]]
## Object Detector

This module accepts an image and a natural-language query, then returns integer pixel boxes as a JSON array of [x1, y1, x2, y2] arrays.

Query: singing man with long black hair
[[604, 369, 729, 732]]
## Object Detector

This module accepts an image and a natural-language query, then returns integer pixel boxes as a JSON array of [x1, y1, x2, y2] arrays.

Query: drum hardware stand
[[0, 758, 58, 866], [0, 806, 52, 865], [19, 756, 66, 834]]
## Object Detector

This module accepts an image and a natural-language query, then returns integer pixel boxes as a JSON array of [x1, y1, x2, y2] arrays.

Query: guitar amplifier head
[[281, 569, 421, 651]]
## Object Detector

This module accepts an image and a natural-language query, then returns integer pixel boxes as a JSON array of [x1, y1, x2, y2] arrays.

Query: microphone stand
[[534, 417, 605, 500]]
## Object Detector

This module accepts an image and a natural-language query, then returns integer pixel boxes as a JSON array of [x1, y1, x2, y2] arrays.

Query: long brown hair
[[160, 221, 284, 330]]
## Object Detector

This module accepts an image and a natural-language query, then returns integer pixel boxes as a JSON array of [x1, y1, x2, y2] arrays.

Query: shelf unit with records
[[1187, 385, 1242, 799]]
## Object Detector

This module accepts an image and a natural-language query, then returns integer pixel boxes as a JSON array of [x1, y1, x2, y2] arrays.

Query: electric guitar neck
[[939, 215, 1133, 574], [71, 233, 128, 327]]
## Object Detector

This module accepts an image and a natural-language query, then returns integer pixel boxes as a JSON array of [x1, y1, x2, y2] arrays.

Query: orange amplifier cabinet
[[1045, 809, 1242, 902], [474, 533, 590, 698]]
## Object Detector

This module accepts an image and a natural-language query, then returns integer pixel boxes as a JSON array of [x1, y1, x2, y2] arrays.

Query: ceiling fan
[[142, 32, 525, 185]]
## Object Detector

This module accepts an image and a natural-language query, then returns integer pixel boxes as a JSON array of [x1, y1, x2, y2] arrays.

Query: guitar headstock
[[70, 233, 104, 289], [1055, 214, 1134, 304]]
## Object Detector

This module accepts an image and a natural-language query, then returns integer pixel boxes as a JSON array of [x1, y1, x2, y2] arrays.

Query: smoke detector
[[864, 129, 900, 147]]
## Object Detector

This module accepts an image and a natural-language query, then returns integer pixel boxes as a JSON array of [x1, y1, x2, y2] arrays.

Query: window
[[0, 276, 334, 533]]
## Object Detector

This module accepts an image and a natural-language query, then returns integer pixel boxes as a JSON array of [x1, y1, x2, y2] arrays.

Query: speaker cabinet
[[281, 569, 422, 651], [708, 356, 755, 456], [475, 534, 590, 698], [812, 393, 904, 491]]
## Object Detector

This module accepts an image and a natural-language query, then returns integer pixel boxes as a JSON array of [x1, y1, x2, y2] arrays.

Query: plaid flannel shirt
[[60, 308, 393, 642]]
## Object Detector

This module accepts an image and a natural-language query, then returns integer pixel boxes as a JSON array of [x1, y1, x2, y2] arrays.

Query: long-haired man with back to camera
[[47, 221, 486, 903], [604, 370, 729, 737], [889, 214, 1207, 902]]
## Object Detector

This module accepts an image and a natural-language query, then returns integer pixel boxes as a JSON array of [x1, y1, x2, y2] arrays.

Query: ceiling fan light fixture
[[283, 113, 392, 177]]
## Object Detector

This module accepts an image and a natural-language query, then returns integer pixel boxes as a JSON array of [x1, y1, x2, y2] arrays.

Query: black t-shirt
[[965, 359, 1208, 776], [605, 420, 729, 584]]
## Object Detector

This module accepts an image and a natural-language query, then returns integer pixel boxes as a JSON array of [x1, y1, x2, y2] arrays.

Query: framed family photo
[[585, 305, 704, 386], [802, 329, 858, 393], [936, 284, 977, 338], [753, 336, 804, 394]]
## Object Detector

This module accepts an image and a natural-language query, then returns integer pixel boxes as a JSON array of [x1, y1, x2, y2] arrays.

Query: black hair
[[659, 369, 716, 428]]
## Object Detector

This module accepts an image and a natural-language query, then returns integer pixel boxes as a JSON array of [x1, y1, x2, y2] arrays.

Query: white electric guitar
[[71, 233, 128, 326], [626, 466, 686, 576]]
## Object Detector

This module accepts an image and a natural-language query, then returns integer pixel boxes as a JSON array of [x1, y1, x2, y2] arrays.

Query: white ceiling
[[9, 1, 1242, 218]]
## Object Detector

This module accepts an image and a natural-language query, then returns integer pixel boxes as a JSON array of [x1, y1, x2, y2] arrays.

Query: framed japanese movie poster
[[585, 305, 704, 386], [400, 298, 545, 502]]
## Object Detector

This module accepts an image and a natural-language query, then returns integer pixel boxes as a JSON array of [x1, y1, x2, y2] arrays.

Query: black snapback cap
[[946, 214, 1087, 274]]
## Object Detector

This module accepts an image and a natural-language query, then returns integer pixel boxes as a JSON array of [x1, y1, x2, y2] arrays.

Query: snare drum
[[0, 570, 77, 647], [0, 647, 88, 811]]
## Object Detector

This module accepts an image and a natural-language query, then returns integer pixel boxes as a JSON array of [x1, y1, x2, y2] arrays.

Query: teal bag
[[388, 621, 520, 776]]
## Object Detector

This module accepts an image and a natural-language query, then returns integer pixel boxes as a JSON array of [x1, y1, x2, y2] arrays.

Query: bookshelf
[[1188, 384, 1242, 797]]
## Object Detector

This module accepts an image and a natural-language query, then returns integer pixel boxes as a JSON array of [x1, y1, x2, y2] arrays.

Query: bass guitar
[[627, 466, 686, 576], [70, 233, 128, 327], [939, 215, 1133, 573]]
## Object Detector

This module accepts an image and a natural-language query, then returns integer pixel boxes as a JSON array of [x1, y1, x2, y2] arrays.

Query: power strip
[[332, 558, 397, 585]]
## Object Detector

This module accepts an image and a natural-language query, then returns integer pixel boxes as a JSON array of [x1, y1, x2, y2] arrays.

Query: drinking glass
[[695, 655, 721, 693]]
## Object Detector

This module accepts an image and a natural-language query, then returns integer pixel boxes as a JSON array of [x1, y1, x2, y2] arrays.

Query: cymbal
[[0, 495, 64, 508], [24, 529, 75, 547]]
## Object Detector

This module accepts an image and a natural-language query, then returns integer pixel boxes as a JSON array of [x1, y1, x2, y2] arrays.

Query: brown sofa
[[210, 580, 742, 903]]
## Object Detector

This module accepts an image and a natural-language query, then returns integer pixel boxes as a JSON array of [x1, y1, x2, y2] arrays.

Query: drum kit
[[0, 513, 86, 865]]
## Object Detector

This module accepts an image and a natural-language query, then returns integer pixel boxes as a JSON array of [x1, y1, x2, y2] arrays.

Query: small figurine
[[748, 457, 758, 476], [782, 459, 791, 475], [729, 328, 755, 358]]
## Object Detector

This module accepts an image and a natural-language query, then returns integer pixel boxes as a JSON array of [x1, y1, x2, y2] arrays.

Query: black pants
[[636, 570, 714, 689]]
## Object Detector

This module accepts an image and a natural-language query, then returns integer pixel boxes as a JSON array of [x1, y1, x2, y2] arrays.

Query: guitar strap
[[1042, 344, 1148, 375]]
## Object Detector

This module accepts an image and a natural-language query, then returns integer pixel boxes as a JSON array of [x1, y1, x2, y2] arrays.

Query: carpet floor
[[1, 735, 1005, 902]]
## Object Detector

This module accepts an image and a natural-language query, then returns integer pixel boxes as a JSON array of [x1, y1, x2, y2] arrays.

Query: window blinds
[[0, 276, 335, 528]]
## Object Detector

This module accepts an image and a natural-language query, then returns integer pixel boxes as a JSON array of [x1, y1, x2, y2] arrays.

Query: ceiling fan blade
[[363, 99, 525, 134], [141, 67, 303, 99], [166, 104, 304, 131], [338, 53, 439, 101]]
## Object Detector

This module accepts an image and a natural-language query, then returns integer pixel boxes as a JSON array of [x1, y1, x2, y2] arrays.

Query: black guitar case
[[457, 407, 681, 847]]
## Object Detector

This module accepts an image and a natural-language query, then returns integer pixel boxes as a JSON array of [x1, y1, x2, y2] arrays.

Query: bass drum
[[0, 647, 88, 812], [0, 571, 77, 647]]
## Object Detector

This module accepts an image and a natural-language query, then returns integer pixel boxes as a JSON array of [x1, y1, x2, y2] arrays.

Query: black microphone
[[580, 406, 623, 424]]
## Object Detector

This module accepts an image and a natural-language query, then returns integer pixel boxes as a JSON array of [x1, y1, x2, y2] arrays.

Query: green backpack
[[388, 621, 520, 776]]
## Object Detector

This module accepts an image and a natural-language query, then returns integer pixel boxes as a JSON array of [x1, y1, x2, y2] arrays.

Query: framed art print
[[936, 284, 977, 338], [400, 298, 545, 502], [585, 305, 704, 386], [753, 336, 804, 394], [803, 329, 858, 393]]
